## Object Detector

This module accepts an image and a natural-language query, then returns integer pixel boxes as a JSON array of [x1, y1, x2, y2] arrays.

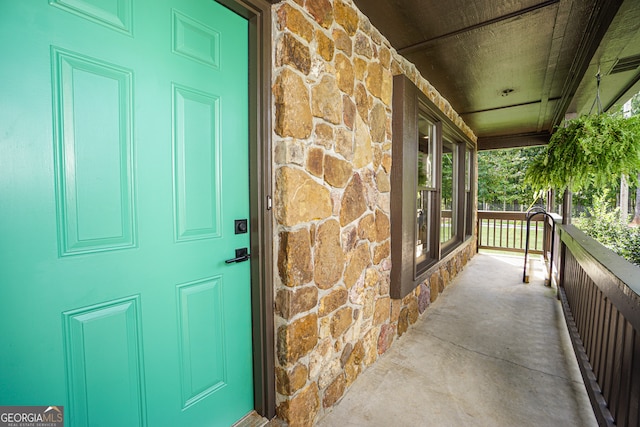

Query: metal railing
[[557, 224, 640, 427]]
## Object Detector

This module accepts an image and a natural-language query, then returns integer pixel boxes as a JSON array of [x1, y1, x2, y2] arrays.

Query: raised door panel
[[172, 84, 221, 242], [63, 297, 146, 427], [52, 48, 136, 255]]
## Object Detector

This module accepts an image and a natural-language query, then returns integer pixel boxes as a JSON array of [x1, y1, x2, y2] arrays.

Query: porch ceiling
[[352, 0, 640, 150]]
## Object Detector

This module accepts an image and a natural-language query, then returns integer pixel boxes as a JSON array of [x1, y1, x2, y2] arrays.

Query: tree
[[633, 178, 640, 226], [478, 147, 543, 210], [630, 92, 640, 226], [574, 190, 640, 265], [620, 173, 629, 223]]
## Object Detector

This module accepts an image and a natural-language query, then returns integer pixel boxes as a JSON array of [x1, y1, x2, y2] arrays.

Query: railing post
[[476, 214, 480, 253], [559, 188, 572, 291], [562, 188, 572, 226], [543, 217, 550, 261], [543, 189, 555, 260], [546, 189, 555, 214]]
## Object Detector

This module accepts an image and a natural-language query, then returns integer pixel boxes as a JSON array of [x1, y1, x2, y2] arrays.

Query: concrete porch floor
[[315, 253, 598, 427]]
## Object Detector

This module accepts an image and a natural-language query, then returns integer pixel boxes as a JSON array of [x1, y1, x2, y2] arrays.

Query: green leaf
[[525, 113, 640, 192]]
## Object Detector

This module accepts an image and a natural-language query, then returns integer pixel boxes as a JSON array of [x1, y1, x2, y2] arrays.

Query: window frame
[[464, 144, 475, 239], [415, 116, 439, 274], [440, 137, 458, 252], [391, 75, 476, 299]]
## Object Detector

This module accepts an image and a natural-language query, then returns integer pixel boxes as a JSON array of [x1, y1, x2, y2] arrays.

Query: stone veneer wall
[[271, 1, 478, 425]]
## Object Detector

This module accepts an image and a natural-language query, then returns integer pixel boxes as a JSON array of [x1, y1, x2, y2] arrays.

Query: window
[[440, 139, 457, 246], [416, 116, 437, 271], [391, 75, 476, 298]]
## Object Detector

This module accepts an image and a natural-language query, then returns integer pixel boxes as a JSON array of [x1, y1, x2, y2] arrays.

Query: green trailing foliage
[[525, 113, 640, 192]]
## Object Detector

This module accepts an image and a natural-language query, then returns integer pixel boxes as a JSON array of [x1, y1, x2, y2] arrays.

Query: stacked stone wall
[[271, 1, 477, 425]]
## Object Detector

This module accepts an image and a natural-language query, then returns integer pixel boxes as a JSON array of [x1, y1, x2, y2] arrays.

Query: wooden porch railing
[[557, 224, 640, 427], [476, 210, 640, 426], [477, 211, 546, 254], [441, 209, 452, 242]]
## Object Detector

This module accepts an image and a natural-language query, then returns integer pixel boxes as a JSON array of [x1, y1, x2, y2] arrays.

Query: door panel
[[52, 47, 136, 255], [0, 1, 253, 426], [63, 296, 146, 426], [173, 84, 222, 242]]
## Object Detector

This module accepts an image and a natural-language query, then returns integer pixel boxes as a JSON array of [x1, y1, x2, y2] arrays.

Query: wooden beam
[[459, 99, 561, 116], [477, 132, 551, 150], [604, 69, 640, 112], [398, 0, 559, 55], [551, 0, 625, 126]]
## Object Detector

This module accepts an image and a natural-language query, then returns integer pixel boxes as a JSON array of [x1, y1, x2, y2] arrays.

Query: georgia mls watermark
[[0, 406, 63, 427]]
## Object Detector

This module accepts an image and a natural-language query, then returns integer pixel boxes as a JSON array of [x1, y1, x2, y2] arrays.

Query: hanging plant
[[525, 112, 640, 192]]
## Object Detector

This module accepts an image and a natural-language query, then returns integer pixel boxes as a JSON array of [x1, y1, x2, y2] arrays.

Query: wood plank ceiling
[[352, 0, 640, 149]]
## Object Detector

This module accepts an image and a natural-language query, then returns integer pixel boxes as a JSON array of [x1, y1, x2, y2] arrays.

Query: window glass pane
[[416, 116, 435, 266], [465, 148, 471, 191], [465, 191, 473, 237], [416, 190, 431, 262], [441, 141, 456, 244], [418, 116, 435, 189], [465, 146, 473, 237]]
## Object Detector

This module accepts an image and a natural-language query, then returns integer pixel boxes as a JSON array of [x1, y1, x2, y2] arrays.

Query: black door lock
[[225, 248, 250, 264], [235, 219, 248, 234]]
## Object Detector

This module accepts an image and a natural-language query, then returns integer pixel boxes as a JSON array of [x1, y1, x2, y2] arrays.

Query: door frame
[[215, 0, 275, 419]]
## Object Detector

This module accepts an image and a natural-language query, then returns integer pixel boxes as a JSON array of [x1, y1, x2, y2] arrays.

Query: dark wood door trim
[[216, 0, 275, 419]]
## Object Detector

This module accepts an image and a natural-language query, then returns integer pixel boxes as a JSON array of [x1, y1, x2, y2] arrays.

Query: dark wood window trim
[[216, 0, 275, 419], [464, 145, 475, 239], [439, 137, 460, 257], [391, 75, 475, 299], [415, 120, 441, 275]]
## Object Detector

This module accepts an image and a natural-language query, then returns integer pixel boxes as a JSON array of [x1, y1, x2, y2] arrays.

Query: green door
[[0, 1, 254, 426]]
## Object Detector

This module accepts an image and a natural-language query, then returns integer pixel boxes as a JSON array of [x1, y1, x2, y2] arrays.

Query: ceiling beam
[[604, 69, 640, 112], [398, 0, 559, 56], [550, 0, 625, 126], [477, 132, 551, 151], [458, 98, 561, 116], [536, 0, 574, 132]]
